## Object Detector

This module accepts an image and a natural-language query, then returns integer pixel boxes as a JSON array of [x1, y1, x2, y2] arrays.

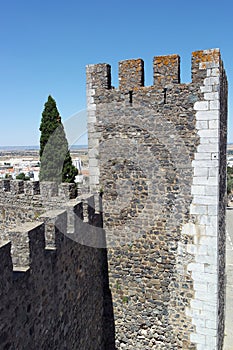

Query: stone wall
[[0, 189, 114, 350], [184, 50, 227, 350], [0, 180, 77, 230], [86, 49, 227, 349]]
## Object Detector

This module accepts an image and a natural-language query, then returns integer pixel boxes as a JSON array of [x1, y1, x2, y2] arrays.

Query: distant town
[[0, 143, 233, 188], [227, 143, 233, 167], [0, 145, 89, 183]]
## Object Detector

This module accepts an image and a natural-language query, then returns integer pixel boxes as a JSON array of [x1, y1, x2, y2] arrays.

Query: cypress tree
[[39, 95, 78, 183]]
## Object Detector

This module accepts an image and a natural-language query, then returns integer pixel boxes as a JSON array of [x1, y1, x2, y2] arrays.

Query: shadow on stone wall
[[102, 247, 116, 349], [0, 194, 116, 350]]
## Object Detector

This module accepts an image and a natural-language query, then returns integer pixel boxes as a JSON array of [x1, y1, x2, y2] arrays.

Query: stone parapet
[[119, 58, 144, 91], [0, 179, 77, 199], [153, 54, 180, 88], [0, 194, 110, 349], [0, 180, 78, 231]]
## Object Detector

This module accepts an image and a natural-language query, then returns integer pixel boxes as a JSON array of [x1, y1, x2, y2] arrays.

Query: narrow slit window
[[163, 88, 167, 104], [129, 91, 133, 104]]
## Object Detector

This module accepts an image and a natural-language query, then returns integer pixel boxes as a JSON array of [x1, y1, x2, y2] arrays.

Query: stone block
[[195, 290, 213, 301], [196, 120, 208, 129], [204, 77, 220, 86], [208, 119, 218, 129], [192, 315, 206, 328], [200, 137, 218, 144], [200, 85, 212, 93], [190, 333, 206, 345], [190, 204, 208, 215], [187, 244, 197, 254], [196, 244, 208, 255], [194, 101, 209, 111], [208, 167, 218, 177], [89, 167, 100, 176], [197, 143, 219, 153], [194, 152, 211, 160], [206, 319, 217, 329], [192, 159, 218, 168], [197, 325, 217, 337], [196, 254, 217, 265], [204, 92, 219, 100], [193, 176, 218, 186], [194, 167, 209, 177], [210, 68, 220, 77], [89, 158, 99, 167], [204, 185, 218, 196], [205, 335, 217, 348], [198, 214, 212, 225], [205, 264, 217, 274], [203, 301, 218, 311], [88, 104, 96, 111], [190, 299, 203, 310], [196, 110, 219, 120], [191, 185, 205, 195], [207, 205, 218, 215], [188, 262, 205, 273], [209, 100, 220, 110], [205, 225, 217, 237], [200, 236, 218, 249], [198, 129, 218, 138]]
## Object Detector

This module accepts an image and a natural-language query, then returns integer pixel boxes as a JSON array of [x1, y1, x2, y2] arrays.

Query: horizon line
[[0, 144, 88, 150]]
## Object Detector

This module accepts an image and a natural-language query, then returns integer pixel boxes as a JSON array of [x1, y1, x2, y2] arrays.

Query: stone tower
[[86, 49, 227, 349]]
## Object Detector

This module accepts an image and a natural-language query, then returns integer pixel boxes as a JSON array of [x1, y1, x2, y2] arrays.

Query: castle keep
[[0, 48, 228, 350], [87, 49, 227, 349]]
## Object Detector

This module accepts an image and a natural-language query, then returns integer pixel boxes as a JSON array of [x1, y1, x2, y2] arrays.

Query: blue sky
[[0, 0, 232, 145]]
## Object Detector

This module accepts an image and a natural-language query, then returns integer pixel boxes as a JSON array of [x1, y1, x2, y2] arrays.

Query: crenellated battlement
[[0, 179, 39, 195], [0, 179, 77, 199], [119, 58, 144, 91], [0, 187, 102, 269], [0, 190, 109, 349], [86, 48, 223, 92], [153, 54, 180, 88], [0, 180, 82, 243], [1, 212, 61, 269]]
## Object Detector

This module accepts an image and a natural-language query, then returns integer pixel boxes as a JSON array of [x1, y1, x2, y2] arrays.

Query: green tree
[[16, 172, 30, 181], [39, 95, 78, 183]]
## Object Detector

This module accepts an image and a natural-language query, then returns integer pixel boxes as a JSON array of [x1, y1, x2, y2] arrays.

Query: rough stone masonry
[[0, 182, 113, 350], [87, 49, 228, 349]]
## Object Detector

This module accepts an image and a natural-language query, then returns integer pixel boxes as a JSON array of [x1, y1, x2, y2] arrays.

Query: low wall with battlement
[[0, 194, 112, 349], [0, 180, 77, 230]]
